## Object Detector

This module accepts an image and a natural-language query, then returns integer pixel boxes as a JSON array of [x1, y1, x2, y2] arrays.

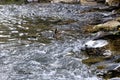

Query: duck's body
[[53, 29, 62, 39]]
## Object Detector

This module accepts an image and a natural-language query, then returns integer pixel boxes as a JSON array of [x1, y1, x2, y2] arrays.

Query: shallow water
[[0, 3, 116, 80]]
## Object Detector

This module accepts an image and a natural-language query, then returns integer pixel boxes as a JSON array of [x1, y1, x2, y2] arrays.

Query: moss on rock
[[83, 20, 120, 33], [82, 57, 105, 65], [97, 65, 106, 69], [107, 39, 120, 52]]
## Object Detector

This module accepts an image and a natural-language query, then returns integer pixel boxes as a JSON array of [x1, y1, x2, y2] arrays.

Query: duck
[[53, 28, 62, 39]]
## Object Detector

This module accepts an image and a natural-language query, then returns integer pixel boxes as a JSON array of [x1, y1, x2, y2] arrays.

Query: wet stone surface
[[81, 13, 120, 79]]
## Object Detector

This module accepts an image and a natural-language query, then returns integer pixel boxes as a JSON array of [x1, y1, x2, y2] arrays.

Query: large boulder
[[92, 20, 120, 32], [105, 0, 120, 6], [81, 40, 110, 56], [84, 20, 120, 40]]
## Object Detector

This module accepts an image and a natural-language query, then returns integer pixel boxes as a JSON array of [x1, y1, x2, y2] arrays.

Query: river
[[0, 3, 116, 80]]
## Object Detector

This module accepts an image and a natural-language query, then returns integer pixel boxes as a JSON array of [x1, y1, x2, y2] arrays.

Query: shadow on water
[[0, 16, 78, 44]]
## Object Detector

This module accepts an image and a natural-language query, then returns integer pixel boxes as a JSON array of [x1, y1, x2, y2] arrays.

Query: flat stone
[[107, 64, 120, 71], [110, 78, 120, 80], [93, 20, 120, 32]]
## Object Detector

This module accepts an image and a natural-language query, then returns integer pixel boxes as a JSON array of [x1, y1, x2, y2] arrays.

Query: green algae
[[97, 65, 106, 70]]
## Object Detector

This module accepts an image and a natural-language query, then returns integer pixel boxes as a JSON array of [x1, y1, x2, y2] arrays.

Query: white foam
[[103, 50, 112, 57], [0, 35, 10, 37], [110, 77, 120, 80], [84, 40, 108, 48]]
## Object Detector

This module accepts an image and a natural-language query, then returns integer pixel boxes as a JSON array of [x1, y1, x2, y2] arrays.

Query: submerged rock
[[107, 64, 120, 72], [103, 64, 120, 78], [93, 31, 120, 40], [110, 78, 120, 80]]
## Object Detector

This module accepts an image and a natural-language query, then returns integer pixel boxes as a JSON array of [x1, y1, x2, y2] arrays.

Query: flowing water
[[0, 3, 116, 80]]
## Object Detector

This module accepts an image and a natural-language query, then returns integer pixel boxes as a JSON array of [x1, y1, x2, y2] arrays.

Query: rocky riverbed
[[0, 3, 120, 80]]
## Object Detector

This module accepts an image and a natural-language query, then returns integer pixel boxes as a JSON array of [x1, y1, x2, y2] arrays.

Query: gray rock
[[110, 78, 120, 80], [107, 64, 120, 72]]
